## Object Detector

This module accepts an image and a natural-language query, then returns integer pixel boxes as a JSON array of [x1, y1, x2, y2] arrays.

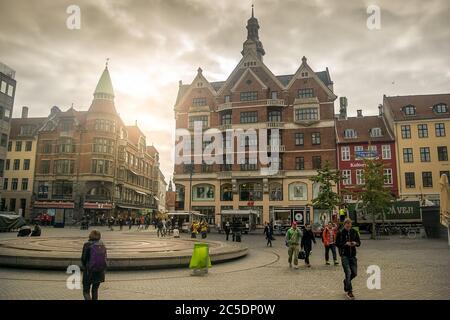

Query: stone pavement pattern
[[0, 227, 449, 300]]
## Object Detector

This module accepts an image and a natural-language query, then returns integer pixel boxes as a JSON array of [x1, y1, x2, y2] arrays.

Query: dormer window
[[344, 129, 357, 139], [403, 105, 416, 116], [370, 127, 382, 137], [192, 97, 207, 107], [433, 103, 448, 114]]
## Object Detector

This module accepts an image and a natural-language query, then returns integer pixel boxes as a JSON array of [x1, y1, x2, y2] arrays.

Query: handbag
[[298, 250, 306, 260]]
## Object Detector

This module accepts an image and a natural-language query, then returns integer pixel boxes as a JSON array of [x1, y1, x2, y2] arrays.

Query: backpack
[[88, 243, 107, 272]]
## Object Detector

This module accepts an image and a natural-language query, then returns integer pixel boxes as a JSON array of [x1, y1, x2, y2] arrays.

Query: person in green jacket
[[285, 221, 303, 269]]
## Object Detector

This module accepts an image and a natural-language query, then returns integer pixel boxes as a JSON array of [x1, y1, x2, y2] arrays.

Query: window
[[433, 103, 448, 114], [368, 145, 377, 155], [344, 129, 357, 138], [1, 134, 8, 147], [3, 178, 8, 190], [5, 159, 10, 170], [60, 120, 73, 132], [192, 184, 215, 201], [312, 156, 322, 169], [92, 159, 111, 174], [370, 127, 382, 137], [192, 97, 207, 106], [269, 183, 283, 201], [288, 182, 307, 201], [40, 160, 51, 174], [342, 170, 352, 185], [15, 141, 22, 151], [19, 125, 35, 136], [37, 182, 49, 199], [221, 184, 233, 201], [7, 141, 12, 151], [422, 172, 433, 188], [95, 119, 115, 132], [418, 124, 428, 138], [240, 158, 257, 171], [21, 178, 29, 191], [93, 138, 114, 154], [405, 172, 415, 188], [271, 91, 278, 99], [25, 141, 32, 151], [403, 148, 413, 163], [23, 159, 30, 170], [382, 145, 391, 159], [403, 105, 416, 116], [59, 138, 75, 153], [311, 132, 321, 145], [221, 113, 232, 125], [189, 115, 208, 128], [240, 134, 258, 147], [240, 91, 258, 101], [11, 178, 18, 190], [268, 110, 282, 122], [239, 182, 262, 201], [354, 146, 364, 160], [0, 81, 6, 93], [401, 125, 411, 139], [298, 88, 314, 98], [435, 123, 446, 137], [295, 157, 304, 170], [295, 133, 304, 146], [224, 95, 231, 103], [7, 84, 14, 97], [240, 111, 258, 124], [42, 141, 53, 154], [201, 162, 213, 173], [52, 181, 73, 198], [295, 108, 318, 121], [9, 199, 16, 211], [54, 160, 74, 174], [384, 169, 393, 185], [420, 147, 431, 162], [13, 159, 20, 170], [356, 169, 365, 185], [438, 146, 448, 161], [341, 146, 350, 161]]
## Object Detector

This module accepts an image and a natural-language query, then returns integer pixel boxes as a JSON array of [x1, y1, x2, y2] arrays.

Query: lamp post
[[187, 164, 194, 221]]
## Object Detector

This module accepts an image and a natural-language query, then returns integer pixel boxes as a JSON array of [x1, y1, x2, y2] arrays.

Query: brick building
[[173, 9, 338, 227], [33, 65, 163, 224], [335, 101, 398, 203]]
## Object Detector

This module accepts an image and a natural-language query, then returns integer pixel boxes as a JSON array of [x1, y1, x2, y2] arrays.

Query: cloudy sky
[[0, 0, 449, 181]]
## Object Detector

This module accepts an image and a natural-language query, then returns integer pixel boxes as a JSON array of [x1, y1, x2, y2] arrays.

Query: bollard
[[189, 243, 211, 276]]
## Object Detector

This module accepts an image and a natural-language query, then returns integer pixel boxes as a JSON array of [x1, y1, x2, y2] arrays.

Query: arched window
[[269, 183, 283, 201], [192, 184, 215, 201], [239, 182, 263, 201], [288, 182, 308, 201], [221, 184, 233, 201]]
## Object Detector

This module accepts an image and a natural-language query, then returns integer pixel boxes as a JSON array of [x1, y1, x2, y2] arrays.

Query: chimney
[[21, 106, 29, 119], [378, 104, 383, 116], [357, 109, 363, 117], [339, 97, 347, 120]]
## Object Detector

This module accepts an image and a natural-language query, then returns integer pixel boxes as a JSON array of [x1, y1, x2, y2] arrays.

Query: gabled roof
[[175, 68, 217, 110], [335, 115, 394, 144], [9, 117, 47, 139], [126, 125, 145, 146], [383, 93, 450, 121]]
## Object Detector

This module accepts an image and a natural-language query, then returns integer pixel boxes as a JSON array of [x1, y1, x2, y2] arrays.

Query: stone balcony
[[266, 121, 285, 129], [266, 99, 286, 107], [217, 102, 232, 112]]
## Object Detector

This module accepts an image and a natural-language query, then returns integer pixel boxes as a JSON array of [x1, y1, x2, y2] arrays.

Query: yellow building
[[383, 94, 450, 205], [1, 107, 45, 219]]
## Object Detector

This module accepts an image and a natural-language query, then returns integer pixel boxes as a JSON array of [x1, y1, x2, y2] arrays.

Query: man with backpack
[[336, 218, 361, 300], [285, 221, 302, 269], [81, 230, 107, 300]]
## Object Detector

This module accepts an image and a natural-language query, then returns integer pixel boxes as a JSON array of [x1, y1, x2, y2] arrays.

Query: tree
[[310, 161, 341, 218], [360, 158, 394, 239]]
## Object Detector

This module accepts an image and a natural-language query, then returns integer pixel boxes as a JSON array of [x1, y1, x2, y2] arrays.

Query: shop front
[[33, 201, 75, 227], [83, 202, 113, 225]]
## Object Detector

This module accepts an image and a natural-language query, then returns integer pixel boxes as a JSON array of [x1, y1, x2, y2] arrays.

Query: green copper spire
[[94, 60, 114, 100]]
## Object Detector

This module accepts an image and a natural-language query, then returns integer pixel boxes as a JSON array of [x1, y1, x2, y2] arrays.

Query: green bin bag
[[189, 243, 212, 269]]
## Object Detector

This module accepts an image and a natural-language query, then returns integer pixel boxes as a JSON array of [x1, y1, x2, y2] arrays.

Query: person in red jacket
[[322, 222, 339, 265]]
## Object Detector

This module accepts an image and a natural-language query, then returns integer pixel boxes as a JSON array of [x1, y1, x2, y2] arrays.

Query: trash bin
[[189, 243, 211, 275]]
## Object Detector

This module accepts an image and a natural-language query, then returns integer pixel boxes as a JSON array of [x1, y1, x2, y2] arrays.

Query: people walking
[[264, 222, 273, 247], [118, 215, 124, 231], [285, 221, 302, 269], [81, 230, 107, 300], [127, 216, 133, 230], [224, 220, 231, 241], [191, 221, 198, 239], [108, 216, 115, 231], [301, 224, 316, 267], [336, 218, 361, 300], [200, 220, 208, 239], [157, 220, 163, 237], [322, 222, 339, 266]]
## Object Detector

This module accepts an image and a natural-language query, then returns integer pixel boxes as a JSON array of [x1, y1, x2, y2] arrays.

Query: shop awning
[[117, 204, 146, 210], [34, 201, 75, 209], [84, 202, 113, 210]]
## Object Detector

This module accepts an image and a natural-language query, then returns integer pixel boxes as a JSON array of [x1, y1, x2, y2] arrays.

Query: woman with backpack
[[81, 230, 107, 300]]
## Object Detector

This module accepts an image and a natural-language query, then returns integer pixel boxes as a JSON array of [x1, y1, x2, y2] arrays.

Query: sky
[[0, 0, 449, 182]]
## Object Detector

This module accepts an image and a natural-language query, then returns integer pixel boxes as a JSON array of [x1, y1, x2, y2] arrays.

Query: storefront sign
[[34, 201, 75, 209], [83, 202, 113, 210]]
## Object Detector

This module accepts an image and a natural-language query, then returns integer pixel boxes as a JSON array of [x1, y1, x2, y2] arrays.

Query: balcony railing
[[268, 145, 286, 152], [266, 99, 286, 107], [266, 122, 285, 129], [219, 123, 233, 130], [217, 102, 232, 112]]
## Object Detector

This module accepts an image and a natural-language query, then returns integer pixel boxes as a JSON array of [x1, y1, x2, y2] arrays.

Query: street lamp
[[187, 163, 194, 221]]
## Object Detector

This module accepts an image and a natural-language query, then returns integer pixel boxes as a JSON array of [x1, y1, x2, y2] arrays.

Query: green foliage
[[309, 161, 341, 212]]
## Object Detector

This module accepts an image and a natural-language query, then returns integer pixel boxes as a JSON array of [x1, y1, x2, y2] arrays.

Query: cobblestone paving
[[0, 227, 449, 300]]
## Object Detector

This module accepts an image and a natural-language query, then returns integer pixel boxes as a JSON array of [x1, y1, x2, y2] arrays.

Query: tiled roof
[[9, 117, 47, 139], [384, 94, 450, 121], [335, 115, 394, 143]]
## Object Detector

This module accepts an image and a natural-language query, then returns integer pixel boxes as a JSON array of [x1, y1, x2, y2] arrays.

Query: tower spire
[[252, 4, 254, 18], [242, 4, 265, 59]]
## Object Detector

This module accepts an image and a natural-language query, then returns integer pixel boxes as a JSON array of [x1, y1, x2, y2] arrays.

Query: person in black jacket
[[301, 224, 316, 267], [263, 222, 273, 247], [336, 218, 361, 300], [81, 230, 107, 300]]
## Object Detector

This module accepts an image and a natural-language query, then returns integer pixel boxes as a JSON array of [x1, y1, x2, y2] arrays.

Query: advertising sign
[[351, 201, 421, 223]]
